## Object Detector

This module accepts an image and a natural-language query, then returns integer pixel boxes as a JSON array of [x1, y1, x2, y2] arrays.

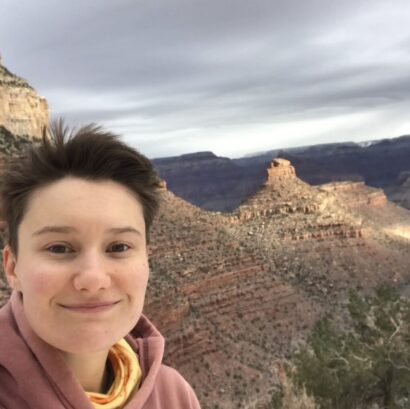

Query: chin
[[33, 308, 142, 354], [42, 322, 132, 355], [57, 332, 125, 355]]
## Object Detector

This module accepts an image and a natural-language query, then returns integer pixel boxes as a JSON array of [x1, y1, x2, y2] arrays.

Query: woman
[[0, 122, 201, 409]]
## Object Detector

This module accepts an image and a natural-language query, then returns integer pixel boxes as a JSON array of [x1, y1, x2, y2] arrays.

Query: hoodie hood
[[0, 291, 167, 409]]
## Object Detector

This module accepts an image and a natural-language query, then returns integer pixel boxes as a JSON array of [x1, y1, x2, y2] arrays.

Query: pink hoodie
[[0, 292, 201, 409]]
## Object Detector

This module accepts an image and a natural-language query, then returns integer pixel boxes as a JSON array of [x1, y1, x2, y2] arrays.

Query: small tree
[[273, 286, 410, 409], [271, 363, 318, 409]]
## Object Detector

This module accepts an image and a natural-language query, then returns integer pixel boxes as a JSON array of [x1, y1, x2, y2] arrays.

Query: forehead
[[21, 177, 144, 230]]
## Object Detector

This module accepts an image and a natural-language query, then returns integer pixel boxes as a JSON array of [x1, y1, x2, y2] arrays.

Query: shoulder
[[156, 364, 189, 387], [150, 365, 201, 408], [0, 300, 12, 326], [0, 366, 29, 409], [0, 303, 25, 409]]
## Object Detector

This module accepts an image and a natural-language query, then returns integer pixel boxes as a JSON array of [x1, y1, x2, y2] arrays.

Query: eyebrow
[[32, 226, 78, 236], [32, 225, 142, 237], [107, 227, 142, 236]]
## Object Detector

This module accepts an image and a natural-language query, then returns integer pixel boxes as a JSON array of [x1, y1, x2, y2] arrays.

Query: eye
[[47, 244, 73, 254], [107, 243, 131, 253]]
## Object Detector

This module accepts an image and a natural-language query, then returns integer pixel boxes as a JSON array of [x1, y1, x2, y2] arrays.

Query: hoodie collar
[[5, 291, 165, 409]]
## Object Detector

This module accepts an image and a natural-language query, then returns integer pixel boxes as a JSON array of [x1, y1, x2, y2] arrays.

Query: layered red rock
[[145, 189, 319, 408], [265, 158, 296, 184], [230, 159, 364, 239], [224, 158, 410, 301], [320, 180, 410, 233], [144, 159, 410, 408], [320, 181, 387, 207]]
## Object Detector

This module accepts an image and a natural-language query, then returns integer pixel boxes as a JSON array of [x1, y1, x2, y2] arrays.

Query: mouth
[[58, 300, 121, 313]]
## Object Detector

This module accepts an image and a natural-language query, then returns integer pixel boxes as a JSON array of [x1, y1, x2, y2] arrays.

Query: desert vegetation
[[272, 286, 410, 409]]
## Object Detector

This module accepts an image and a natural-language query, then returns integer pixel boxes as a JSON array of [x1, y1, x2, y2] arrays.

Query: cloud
[[1, 0, 410, 157]]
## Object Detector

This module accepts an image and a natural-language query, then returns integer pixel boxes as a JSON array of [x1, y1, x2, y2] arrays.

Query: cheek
[[119, 263, 149, 323], [129, 265, 149, 288], [123, 261, 149, 296], [31, 275, 57, 294], [16, 263, 63, 296]]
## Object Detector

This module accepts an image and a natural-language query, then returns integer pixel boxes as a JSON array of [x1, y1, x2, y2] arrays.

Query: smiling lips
[[59, 300, 120, 313]]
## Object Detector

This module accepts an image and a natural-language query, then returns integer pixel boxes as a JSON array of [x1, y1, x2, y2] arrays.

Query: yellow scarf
[[86, 339, 142, 409]]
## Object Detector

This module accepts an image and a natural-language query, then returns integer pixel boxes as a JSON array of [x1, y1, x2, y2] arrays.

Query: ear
[[3, 245, 21, 291]]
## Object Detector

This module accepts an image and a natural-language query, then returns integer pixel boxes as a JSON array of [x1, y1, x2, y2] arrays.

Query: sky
[[1, 0, 410, 159]]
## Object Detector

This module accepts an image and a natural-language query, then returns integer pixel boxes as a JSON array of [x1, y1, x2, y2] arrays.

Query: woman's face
[[3, 177, 149, 354]]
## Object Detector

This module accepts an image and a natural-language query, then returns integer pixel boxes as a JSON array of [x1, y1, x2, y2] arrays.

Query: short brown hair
[[0, 120, 161, 254]]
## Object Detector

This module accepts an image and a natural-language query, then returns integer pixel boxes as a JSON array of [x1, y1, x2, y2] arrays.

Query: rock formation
[[0, 60, 48, 139], [320, 180, 410, 232], [229, 159, 363, 238], [265, 158, 296, 184], [320, 181, 387, 207]]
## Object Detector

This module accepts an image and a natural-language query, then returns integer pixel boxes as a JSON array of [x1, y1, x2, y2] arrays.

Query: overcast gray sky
[[1, 0, 410, 158]]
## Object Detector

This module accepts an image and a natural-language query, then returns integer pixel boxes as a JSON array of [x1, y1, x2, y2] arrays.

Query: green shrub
[[273, 286, 410, 409]]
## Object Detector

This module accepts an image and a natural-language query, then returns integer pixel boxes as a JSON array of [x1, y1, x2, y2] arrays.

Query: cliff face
[[0, 63, 48, 139], [323, 180, 410, 242], [320, 181, 387, 208]]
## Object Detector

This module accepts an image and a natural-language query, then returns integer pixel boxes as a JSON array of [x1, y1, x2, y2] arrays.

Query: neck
[[59, 349, 110, 393]]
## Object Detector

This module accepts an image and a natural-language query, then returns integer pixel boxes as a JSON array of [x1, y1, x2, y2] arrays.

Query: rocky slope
[[144, 184, 319, 408], [0, 60, 48, 138], [224, 160, 410, 300], [143, 159, 410, 409]]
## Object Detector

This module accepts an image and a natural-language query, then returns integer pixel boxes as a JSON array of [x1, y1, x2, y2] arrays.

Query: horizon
[[151, 132, 410, 161], [2, 0, 410, 158]]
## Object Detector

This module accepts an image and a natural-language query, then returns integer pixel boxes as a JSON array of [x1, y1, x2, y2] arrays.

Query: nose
[[72, 250, 111, 293]]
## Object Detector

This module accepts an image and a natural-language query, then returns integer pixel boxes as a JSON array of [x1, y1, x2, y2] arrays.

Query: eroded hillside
[[144, 185, 319, 408], [144, 159, 410, 409]]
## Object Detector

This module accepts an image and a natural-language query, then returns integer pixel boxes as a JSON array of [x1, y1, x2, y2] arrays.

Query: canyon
[[152, 136, 410, 213], [142, 158, 410, 409], [0, 63, 410, 409]]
